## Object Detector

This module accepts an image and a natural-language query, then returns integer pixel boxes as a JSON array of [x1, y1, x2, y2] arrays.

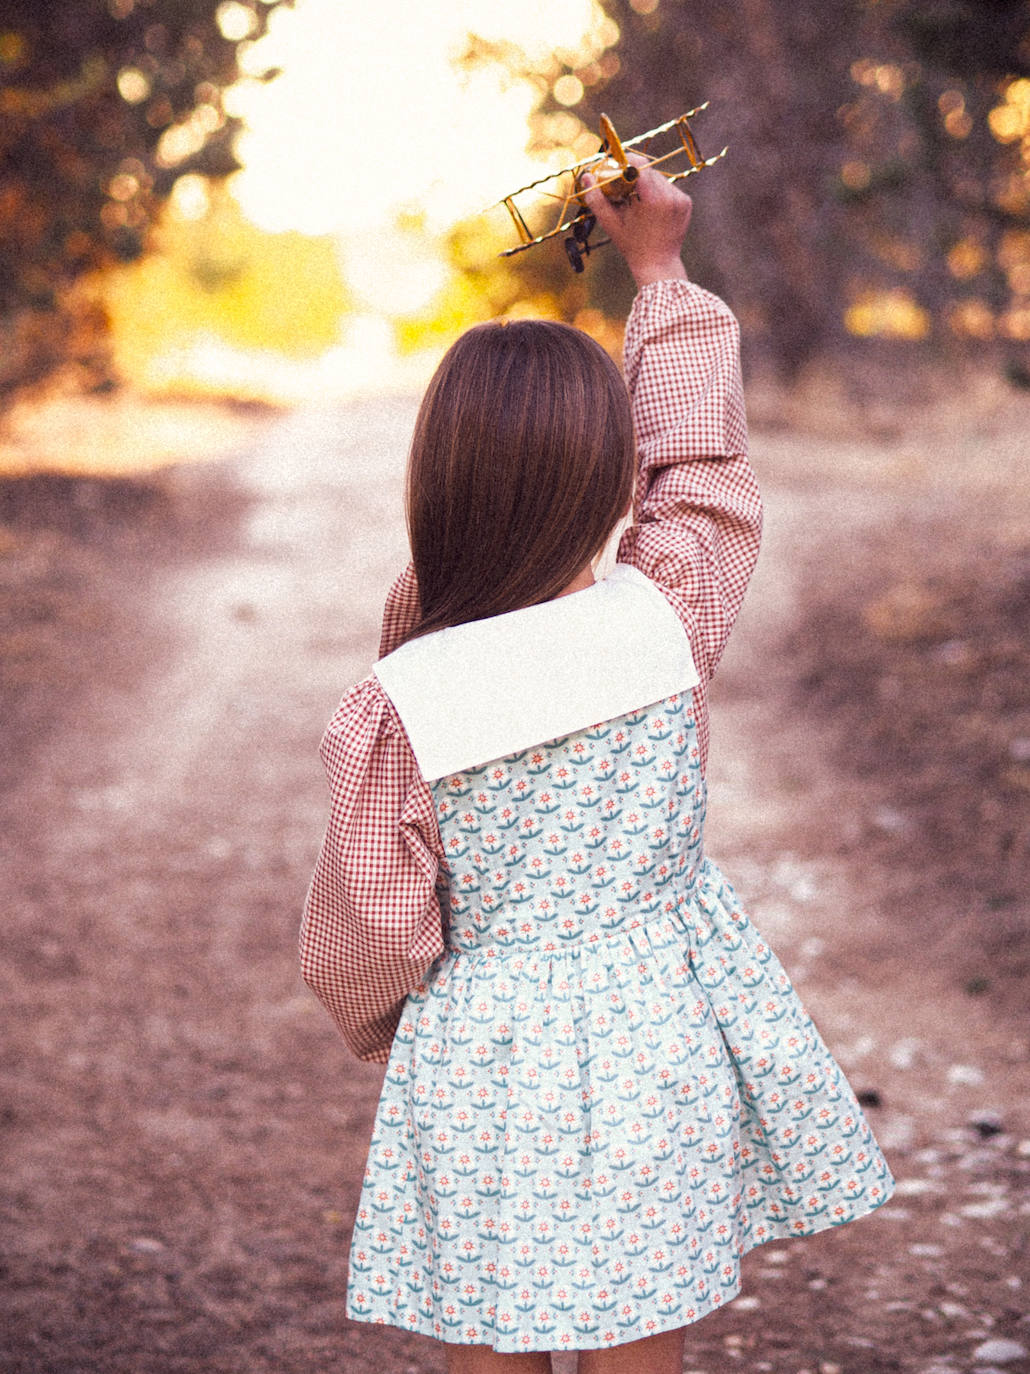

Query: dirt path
[[1, 395, 1027, 1374]]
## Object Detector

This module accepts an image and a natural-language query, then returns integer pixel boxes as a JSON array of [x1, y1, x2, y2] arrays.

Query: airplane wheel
[[573, 213, 596, 244]]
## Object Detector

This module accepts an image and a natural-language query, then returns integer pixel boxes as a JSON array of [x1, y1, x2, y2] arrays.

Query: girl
[[301, 163, 894, 1374]]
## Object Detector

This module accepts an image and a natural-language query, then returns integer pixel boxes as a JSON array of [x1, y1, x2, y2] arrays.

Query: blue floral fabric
[[347, 693, 893, 1352]]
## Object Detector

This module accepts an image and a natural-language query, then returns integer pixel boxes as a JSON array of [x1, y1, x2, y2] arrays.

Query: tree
[[848, 0, 1030, 379], [461, 0, 1030, 380], [0, 0, 292, 401]]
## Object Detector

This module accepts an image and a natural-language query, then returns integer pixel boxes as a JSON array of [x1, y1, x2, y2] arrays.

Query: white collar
[[374, 563, 698, 781]]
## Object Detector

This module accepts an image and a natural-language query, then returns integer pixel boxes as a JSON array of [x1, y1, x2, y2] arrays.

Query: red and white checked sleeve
[[300, 676, 446, 1061], [617, 279, 763, 770], [379, 563, 419, 659]]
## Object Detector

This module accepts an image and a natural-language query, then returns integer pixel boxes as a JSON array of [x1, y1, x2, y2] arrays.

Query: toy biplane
[[493, 106, 727, 272]]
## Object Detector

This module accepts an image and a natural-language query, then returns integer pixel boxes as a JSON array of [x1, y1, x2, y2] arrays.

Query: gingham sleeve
[[617, 279, 762, 769], [300, 676, 446, 1062], [619, 279, 762, 678], [379, 563, 419, 659]]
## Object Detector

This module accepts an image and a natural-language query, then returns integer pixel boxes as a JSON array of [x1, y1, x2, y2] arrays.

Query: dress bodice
[[431, 692, 705, 956]]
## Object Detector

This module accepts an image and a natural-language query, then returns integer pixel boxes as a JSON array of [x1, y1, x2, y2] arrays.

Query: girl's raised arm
[[585, 161, 762, 670], [617, 276, 762, 685]]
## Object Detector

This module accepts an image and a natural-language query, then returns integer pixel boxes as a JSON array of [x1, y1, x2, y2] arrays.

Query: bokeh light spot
[[948, 299, 994, 340], [108, 173, 140, 202], [947, 238, 986, 281], [553, 74, 584, 107], [841, 160, 870, 191], [216, 2, 258, 42], [117, 67, 151, 103], [170, 175, 211, 220], [845, 289, 931, 339], [0, 31, 27, 65]]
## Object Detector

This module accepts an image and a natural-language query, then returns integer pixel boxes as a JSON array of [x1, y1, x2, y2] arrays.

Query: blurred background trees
[[435, 0, 1030, 384], [0, 0, 292, 400], [2, 0, 1028, 402]]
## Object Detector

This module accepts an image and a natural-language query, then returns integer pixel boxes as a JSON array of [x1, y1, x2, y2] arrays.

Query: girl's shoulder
[[320, 673, 410, 776], [325, 672, 396, 730], [373, 564, 698, 783]]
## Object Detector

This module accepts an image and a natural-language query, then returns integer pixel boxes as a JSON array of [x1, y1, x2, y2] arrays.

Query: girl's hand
[[580, 154, 692, 288]]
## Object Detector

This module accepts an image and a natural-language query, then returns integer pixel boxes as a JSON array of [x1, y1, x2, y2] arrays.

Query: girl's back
[[300, 167, 894, 1369]]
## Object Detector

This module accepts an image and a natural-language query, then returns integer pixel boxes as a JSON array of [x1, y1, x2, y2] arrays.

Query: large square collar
[[374, 564, 699, 781]]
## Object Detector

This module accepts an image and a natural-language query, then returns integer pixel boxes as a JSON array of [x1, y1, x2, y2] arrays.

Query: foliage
[[456, 0, 1030, 379], [105, 188, 347, 390], [395, 213, 593, 355], [0, 0, 292, 401]]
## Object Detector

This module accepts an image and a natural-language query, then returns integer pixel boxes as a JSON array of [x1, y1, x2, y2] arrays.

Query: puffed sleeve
[[618, 279, 763, 684], [379, 563, 419, 659], [300, 676, 446, 1062]]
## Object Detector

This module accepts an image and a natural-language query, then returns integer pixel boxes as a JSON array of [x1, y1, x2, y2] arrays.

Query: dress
[[300, 281, 894, 1353]]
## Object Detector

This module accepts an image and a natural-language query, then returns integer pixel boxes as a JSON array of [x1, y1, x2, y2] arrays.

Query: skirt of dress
[[346, 859, 894, 1353]]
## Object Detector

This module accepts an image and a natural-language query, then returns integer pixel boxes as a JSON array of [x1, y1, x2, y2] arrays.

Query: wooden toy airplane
[[493, 107, 727, 272]]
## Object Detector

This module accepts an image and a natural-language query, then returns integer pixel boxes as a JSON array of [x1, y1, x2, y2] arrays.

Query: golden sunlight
[[109, 0, 606, 402], [844, 289, 932, 340], [229, 0, 600, 239]]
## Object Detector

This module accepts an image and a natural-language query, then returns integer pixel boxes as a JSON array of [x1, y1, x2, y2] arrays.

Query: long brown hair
[[403, 319, 635, 642]]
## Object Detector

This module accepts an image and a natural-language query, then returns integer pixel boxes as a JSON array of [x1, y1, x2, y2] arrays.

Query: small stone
[[734, 1296, 761, 1311], [969, 1111, 1004, 1138], [129, 1237, 165, 1253], [819, 1364, 843, 1374], [939, 1301, 969, 1318], [879, 1113, 916, 1150], [889, 1038, 920, 1069], [960, 1198, 1008, 1219], [972, 1340, 1027, 1364], [896, 1177, 938, 1196], [913, 1147, 944, 1167], [856, 1087, 883, 1108], [947, 1063, 984, 1086]]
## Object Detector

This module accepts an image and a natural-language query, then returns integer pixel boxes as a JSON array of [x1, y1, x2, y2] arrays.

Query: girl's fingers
[[580, 156, 692, 283], [578, 170, 622, 238]]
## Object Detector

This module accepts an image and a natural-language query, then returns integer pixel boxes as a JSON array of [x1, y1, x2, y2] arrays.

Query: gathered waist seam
[[440, 880, 703, 964]]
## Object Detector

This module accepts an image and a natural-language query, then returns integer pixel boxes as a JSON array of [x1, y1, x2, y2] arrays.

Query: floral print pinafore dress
[[346, 689, 894, 1352]]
